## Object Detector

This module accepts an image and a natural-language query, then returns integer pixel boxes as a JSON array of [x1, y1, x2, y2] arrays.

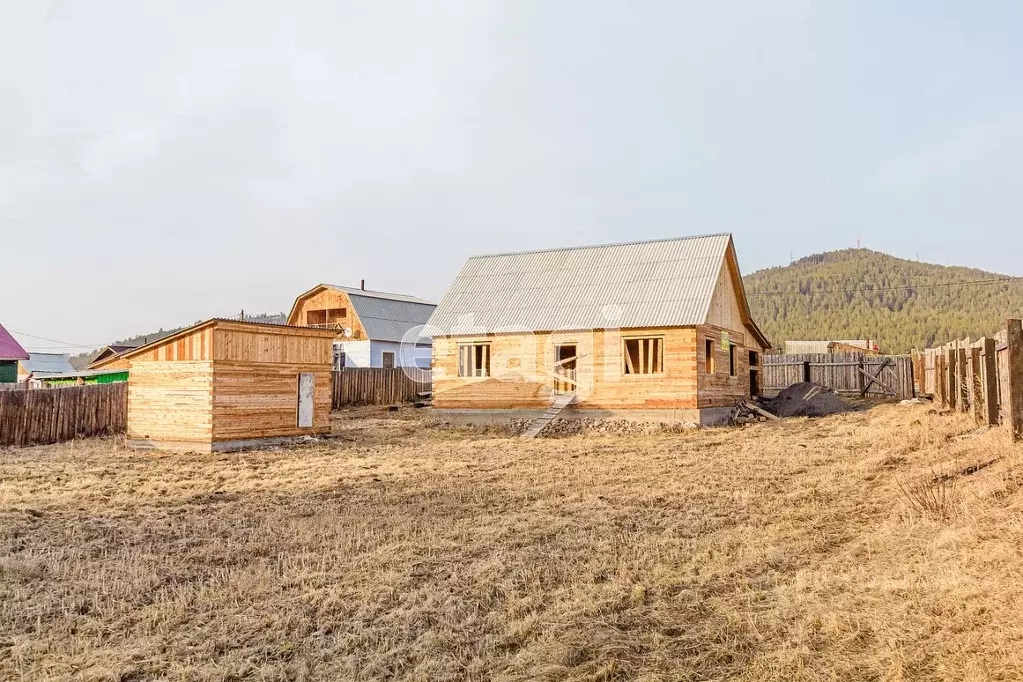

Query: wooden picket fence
[[915, 318, 1023, 441], [331, 367, 431, 408], [0, 382, 128, 447], [762, 352, 915, 401]]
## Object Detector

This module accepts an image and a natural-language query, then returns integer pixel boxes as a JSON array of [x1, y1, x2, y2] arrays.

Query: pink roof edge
[[0, 323, 29, 361]]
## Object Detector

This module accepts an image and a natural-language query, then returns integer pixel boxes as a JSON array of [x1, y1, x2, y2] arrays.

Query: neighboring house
[[18, 353, 76, 385], [287, 282, 436, 370], [88, 344, 139, 370], [43, 367, 130, 387], [426, 233, 771, 425], [784, 340, 879, 354], [0, 323, 29, 383], [121, 318, 338, 453]]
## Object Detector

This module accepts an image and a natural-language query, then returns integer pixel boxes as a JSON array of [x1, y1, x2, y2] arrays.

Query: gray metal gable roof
[[427, 234, 733, 334], [342, 291, 437, 344], [21, 353, 76, 376]]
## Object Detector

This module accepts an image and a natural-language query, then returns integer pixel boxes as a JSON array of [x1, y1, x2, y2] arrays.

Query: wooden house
[[426, 234, 770, 425], [287, 282, 435, 370], [121, 319, 338, 453], [0, 322, 29, 384], [88, 344, 139, 371]]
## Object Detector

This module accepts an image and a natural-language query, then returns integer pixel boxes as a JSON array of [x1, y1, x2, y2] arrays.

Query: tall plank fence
[[915, 318, 1023, 442], [0, 382, 127, 447], [331, 367, 431, 408], [762, 352, 915, 401]]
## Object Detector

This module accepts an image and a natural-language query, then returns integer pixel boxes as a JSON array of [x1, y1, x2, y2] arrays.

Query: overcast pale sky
[[2, 1, 1021, 351]]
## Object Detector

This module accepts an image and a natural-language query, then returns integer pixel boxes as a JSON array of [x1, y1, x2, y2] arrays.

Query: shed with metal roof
[[18, 353, 76, 384], [426, 233, 770, 426], [122, 318, 338, 453]]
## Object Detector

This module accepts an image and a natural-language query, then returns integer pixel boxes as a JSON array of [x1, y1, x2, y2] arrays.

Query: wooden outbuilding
[[426, 234, 770, 425], [122, 319, 338, 452], [0, 322, 29, 384]]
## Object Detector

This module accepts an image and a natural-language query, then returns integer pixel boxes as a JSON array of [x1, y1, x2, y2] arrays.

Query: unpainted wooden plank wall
[[0, 383, 127, 447]]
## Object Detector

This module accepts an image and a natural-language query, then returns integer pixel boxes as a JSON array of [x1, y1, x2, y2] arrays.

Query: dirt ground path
[[2, 405, 1022, 681]]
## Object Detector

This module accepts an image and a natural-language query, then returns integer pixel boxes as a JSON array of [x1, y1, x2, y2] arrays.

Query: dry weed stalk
[[895, 466, 962, 520]]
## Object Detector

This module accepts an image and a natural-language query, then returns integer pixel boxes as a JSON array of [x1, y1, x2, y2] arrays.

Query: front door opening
[[555, 344, 577, 393]]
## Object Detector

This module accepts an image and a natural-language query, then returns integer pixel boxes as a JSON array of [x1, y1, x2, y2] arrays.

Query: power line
[[747, 276, 1023, 297], [7, 329, 102, 349]]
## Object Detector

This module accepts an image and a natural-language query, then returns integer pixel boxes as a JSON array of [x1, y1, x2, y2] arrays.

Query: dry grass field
[[2, 405, 1023, 681]]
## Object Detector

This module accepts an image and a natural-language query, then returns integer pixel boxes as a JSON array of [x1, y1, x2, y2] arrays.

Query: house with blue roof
[[18, 352, 76, 385]]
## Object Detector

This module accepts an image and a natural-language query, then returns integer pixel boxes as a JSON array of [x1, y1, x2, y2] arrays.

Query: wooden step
[[520, 393, 576, 440]]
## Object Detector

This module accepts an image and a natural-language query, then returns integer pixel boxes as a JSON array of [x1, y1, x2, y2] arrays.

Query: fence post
[[945, 347, 956, 410], [954, 346, 967, 413], [802, 361, 811, 383], [1007, 319, 1023, 442], [983, 337, 999, 426], [970, 346, 984, 424]]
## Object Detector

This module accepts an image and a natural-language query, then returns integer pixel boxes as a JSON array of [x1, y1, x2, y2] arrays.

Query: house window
[[705, 339, 715, 374], [333, 347, 346, 370], [748, 350, 759, 368], [307, 308, 346, 327], [382, 351, 395, 369], [623, 337, 663, 375], [458, 343, 491, 378], [729, 344, 736, 376]]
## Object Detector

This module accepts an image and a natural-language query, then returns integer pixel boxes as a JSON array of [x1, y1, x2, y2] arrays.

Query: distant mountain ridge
[[70, 312, 287, 369], [745, 249, 1023, 353]]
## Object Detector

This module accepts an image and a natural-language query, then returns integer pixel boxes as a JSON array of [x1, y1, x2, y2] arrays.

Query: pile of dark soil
[[763, 382, 852, 418]]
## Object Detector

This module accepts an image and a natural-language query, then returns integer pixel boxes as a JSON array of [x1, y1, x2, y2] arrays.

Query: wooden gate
[[762, 352, 915, 400]]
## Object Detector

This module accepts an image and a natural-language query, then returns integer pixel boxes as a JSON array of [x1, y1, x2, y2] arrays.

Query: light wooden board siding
[[286, 287, 367, 341], [698, 325, 756, 408], [89, 355, 132, 371], [213, 327, 333, 365], [211, 362, 331, 440], [129, 328, 213, 363], [127, 361, 213, 443], [433, 327, 706, 410], [705, 258, 746, 333]]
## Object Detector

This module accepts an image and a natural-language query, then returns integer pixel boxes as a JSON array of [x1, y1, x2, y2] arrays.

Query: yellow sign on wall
[[721, 331, 729, 350]]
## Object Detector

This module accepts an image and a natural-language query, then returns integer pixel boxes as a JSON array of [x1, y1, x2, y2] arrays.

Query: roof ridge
[[466, 233, 732, 260], [325, 285, 435, 305]]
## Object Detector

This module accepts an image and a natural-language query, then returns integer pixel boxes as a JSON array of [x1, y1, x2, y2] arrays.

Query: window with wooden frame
[[705, 339, 715, 374], [729, 343, 737, 376], [382, 351, 395, 369], [458, 342, 491, 378], [623, 337, 663, 375]]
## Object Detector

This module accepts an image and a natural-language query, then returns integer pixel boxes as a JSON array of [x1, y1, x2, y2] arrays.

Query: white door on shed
[[297, 373, 314, 428]]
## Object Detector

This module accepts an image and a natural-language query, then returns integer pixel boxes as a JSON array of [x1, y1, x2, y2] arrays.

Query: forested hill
[[744, 249, 1023, 353]]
